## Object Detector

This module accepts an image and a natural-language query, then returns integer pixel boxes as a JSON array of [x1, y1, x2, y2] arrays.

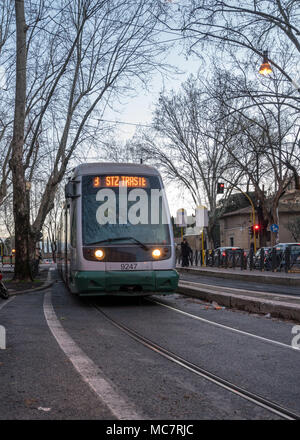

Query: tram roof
[[72, 162, 161, 177]]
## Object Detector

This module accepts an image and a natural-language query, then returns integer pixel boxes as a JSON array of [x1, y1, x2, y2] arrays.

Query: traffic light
[[249, 226, 253, 237], [217, 182, 225, 194], [253, 224, 260, 236]]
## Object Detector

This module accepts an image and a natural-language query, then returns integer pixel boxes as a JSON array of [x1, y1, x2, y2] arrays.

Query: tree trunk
[[9, 1, 32, 281]]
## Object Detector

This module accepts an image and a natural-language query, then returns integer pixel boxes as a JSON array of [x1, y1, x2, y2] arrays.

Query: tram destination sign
[[93, 175, 148, 188]]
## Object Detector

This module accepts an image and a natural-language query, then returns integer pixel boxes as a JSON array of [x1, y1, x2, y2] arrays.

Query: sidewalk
[[177, 265, 300, 322], [177, 265, 300, 287]]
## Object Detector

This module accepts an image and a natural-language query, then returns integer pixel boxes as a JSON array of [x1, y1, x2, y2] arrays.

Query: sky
[[98, 45, 202, 217], [0, 66, 6, 89], [0, 3, 210, 240]]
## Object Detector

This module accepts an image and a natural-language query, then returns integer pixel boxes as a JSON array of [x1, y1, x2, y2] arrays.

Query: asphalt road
[[0, 268, 300, 420], [179, 272, 300, 296]]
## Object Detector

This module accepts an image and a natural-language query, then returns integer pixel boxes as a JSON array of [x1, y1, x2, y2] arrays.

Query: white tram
[[57, 163, 179, 296]]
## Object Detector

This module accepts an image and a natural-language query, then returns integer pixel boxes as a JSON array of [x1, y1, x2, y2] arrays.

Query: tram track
[[148, 297, 300, 352], [92, 301, 300, 420]]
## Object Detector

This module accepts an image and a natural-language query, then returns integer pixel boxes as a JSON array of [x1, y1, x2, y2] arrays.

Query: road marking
[[0, 297, 15, 350], [0, 324, 6, 349], [43, 290, 142, 420], [0, 296, 15, 312], [150, 298, 300, 352]]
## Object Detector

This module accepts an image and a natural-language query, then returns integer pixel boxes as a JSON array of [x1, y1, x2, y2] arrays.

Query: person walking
[[181, 238, 191, 267]]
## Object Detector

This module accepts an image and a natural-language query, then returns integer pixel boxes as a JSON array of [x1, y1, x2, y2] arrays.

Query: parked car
[[43, 258, 54, 264], [252, 247, 272, 269], [213, 246, 243, 266], [271, 243, 300, 271]]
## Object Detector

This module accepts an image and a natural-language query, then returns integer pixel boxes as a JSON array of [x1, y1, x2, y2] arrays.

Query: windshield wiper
[[86, 236, 149, 250]]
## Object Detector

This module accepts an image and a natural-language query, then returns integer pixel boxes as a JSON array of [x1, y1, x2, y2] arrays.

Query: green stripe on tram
[[71, 270, 179, 295]]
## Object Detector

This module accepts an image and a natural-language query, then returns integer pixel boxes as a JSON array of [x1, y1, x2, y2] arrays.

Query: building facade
[[219, 190, 300, 250]]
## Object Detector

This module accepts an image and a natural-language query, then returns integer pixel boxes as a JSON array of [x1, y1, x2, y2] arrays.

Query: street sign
[[175, 208, 187, 227], [270, 223, 279, 233], [195, 206, 208, 228]]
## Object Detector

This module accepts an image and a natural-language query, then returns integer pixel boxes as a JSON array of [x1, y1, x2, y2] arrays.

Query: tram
[[56, 163, 179, 296]]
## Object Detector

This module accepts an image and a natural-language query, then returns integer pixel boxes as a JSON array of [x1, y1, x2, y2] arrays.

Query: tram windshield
[[82, 175, 171, 245]]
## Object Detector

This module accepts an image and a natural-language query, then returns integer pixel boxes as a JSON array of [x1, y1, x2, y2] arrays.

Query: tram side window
[[66, 205, 71, 247], [71, 204, 77, 248]]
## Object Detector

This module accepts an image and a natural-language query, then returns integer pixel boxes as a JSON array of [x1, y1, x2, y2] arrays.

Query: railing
[[176, 247, 300, 273], [0, 256, 15, 266]]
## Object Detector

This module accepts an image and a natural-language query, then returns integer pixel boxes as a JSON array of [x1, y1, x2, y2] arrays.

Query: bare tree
[[9, 0, 29, 279], [204, 67, 300, 244], [99, 135, 145, 163], [176, 0, 300, 94], [287, 217, 300, 241], [4, 0, 172, 280], [136, 75, 242, 246], [0, 0, 14, 206]]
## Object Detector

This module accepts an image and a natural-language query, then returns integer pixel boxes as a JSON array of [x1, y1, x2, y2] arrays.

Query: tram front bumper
[[72, 269, 179, 295]]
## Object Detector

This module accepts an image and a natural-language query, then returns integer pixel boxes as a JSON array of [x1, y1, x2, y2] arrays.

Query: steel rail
[[92, 302, 300, 420]]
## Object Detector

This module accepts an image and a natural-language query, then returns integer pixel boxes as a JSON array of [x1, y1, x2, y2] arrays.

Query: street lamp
[[258, 50, 272, 76], [258, 50, 300, 92]]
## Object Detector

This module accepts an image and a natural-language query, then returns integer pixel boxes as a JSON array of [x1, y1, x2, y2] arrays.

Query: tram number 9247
[[57, 162, 179, 297], [120, 263, 137, 270]]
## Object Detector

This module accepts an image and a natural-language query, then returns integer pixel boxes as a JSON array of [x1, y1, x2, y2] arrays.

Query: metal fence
[[176, 247, 300, 273], [0, 256, 15, 266]]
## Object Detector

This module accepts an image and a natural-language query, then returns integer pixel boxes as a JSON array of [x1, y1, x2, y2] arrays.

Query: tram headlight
[[94, 249, 105, 260], [152, 248, 161, 259]]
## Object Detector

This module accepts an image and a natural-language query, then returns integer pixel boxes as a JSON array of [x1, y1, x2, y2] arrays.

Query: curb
[[177, 267, 300, 287], [8, 280, 55, 297], [6, 269, 54, 297], [177, 282, 300, 322]]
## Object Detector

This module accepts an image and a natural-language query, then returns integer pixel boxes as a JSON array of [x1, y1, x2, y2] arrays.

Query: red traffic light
[[217, 182, 225, 194], [253, 224, 260, 235]]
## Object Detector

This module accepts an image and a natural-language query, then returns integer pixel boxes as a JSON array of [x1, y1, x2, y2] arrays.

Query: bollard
[[249, 249, 253, 271], [285, 247, 291, 273], [271, 247, 277, 272], [240, 249, 244, 270], [260, 247, 264, 271], [190, 250, 193, 266], [205, 249, 209, 266], [217, 249, 221, 267], [224, 250, 228, 268]]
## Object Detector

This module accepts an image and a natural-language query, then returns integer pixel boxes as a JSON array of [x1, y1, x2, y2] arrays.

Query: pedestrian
[[175, 243, 180, 265], [181, 238, 191, 267]]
